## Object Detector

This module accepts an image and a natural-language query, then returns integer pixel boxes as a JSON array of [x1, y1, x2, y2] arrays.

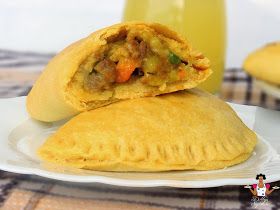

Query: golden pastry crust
[[243, 42, 280, 85], [38, 89, 257, 171], [27, 22, 212, 122]]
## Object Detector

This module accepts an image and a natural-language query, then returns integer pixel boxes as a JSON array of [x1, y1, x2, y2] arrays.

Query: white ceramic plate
[[255, 79, 280, 99], [0, 97, 280, 188]]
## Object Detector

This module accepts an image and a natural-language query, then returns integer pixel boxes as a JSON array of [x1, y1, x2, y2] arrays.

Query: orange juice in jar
[[123, 0, 226, 93]]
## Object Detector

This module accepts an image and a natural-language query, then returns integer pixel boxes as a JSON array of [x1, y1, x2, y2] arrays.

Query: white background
[[0, 0, 280, 68]]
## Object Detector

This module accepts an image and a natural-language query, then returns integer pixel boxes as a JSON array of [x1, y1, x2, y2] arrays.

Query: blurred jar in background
[[123, 0, 226, 94]]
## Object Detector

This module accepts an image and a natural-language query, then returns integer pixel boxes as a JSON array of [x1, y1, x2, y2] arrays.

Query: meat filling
[[84, 29, 208, 91]]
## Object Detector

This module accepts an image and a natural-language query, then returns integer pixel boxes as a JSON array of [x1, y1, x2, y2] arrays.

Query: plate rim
[[1, 163, 280, 188], [254, 78, 280, 99]]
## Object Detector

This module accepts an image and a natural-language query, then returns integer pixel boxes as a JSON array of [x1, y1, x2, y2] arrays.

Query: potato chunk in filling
[[82, 29, 208, 92]]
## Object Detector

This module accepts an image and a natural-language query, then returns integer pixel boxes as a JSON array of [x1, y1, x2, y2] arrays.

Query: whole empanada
[[27, 22, 211, 122], [38, 89, 257, 171]]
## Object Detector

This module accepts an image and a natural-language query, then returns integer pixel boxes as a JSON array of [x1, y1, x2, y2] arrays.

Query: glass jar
[[123, 0, 226, 93]]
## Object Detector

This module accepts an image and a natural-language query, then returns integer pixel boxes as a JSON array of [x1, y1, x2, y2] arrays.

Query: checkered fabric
[[0, 49, 279, 210], [221, 69, 280, 110]]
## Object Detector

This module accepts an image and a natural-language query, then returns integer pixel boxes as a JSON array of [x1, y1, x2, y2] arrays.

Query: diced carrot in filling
[[83, 28, 208, 91], [178, 68, 187, 80], [116, 58, 140, 83]]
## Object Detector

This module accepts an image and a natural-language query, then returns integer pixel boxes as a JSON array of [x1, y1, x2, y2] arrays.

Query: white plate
[[255, 79, 280, 99], [0, 97, 280, 188]]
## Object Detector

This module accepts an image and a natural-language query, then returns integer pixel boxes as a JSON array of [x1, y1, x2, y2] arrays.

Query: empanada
[[243, 42, 280, 85], [38, 89, 257, 171], [27, 22, 211, 122]]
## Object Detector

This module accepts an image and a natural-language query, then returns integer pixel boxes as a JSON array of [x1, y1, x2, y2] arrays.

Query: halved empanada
[[38, 89, 257, 171], [27, 22, 211, 122]]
